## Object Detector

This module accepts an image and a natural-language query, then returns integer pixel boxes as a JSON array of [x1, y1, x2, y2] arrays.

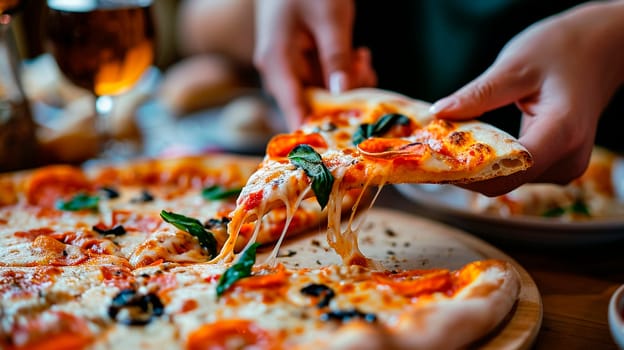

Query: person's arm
[[431, 0, 624, 196], [253, 0, 376, 129]]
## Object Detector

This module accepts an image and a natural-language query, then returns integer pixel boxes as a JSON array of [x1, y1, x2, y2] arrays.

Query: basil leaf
[[542, 201, 591, 218], [288, 144, 334, 210], [352, 113, 410, 145], [160, 210, 217, 258], [352, 124, 373, 146], [570, 201, 590, 216], [542, 207, 566, 217], [202, 185, 242, 201], [56, 193, 99, 211], [216, 242, 260, 297]]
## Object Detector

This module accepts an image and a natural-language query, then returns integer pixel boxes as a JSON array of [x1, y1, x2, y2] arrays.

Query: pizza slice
[[217, 88, 533, 264]]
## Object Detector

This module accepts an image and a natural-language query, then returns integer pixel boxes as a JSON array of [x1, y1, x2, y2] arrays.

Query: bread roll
[[214, 95, 279, 152], [158, 54, 252, 115]]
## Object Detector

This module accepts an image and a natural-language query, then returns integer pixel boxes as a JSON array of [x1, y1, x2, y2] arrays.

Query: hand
[[430, 1, 624, 196], [254, 0, 376, 130]]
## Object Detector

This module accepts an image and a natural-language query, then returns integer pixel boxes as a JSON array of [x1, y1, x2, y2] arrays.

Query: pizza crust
[[306, 87, 434, 127], [390, 261, 520, 349]]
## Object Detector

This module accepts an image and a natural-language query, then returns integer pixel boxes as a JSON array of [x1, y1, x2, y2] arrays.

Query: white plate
[[259, 208, 543, 350], [394, 183, 624, 246], [136, 93, 285, 157], [610, 284, 624, 350]]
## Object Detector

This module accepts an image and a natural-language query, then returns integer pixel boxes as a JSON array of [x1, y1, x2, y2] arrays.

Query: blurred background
[[2, 0, 622, 172], [2, 0, 277, 172]]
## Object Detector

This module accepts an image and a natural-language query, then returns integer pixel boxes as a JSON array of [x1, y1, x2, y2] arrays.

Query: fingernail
[[429, 97, 456, 115], [329, 71, 348, 94]]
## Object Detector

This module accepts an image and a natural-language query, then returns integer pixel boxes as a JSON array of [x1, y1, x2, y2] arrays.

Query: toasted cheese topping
[[129, 229, 210, 268]]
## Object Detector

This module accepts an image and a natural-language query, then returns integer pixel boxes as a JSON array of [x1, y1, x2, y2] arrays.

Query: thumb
[[430, 63, 541, 119]]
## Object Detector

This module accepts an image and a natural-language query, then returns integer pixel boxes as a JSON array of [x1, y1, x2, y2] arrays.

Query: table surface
[[376, 185, 624, 350]]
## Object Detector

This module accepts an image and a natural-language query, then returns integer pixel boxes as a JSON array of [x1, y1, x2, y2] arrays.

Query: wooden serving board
[[258, 208, 543, 350]]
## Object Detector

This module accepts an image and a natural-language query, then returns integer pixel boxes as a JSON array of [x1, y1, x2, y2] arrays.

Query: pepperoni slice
[[186, 319, 278, 350], [31, 236, 88, 266], [232, 265, 289, 291], [357, 138, 426, 162], [24, 165, 91, 208], [266, 132, 328, 158], [372, 269, 453, 297], [10, 311, 93, 350]]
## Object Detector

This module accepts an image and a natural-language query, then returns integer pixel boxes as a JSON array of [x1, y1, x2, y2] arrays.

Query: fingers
[[430, 61, 541, 119], [305, 1, 355, 94], [462, 101, 596, 197], [267, 68, 308, 131], [518, 110, 596, 185], [459, 172, 530, 197], [254, 47, 307, 129], [254, 0, 358, 129], [351, 47, 377, 87], [462, 148, 592, 197], [254, 1, 308, 129]]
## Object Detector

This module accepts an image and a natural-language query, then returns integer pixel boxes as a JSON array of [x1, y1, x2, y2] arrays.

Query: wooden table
[[376, 186, 624, 350]]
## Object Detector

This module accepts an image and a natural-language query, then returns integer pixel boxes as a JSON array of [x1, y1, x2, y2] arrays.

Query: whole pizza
[[0, 88, 532, 349]]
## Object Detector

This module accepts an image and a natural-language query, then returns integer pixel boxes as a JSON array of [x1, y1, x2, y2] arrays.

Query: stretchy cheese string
[[239, 212, 264, 256], [324, 169, 385, 267], [211, 159, 389, 267], [263, 186, 311, 266], [211, 201, 264, 264], [216, 175, 389, 267], [326, 170, 346, 260], [351, 180, 384, 233]]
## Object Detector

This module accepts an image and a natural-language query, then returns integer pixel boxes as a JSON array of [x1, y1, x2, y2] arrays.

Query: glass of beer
[[1, 0, 39, 172], [0, 0, 22, 15], [45, 0, 155, 158]]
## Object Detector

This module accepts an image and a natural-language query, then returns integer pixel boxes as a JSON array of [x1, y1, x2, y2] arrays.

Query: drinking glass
[[0, 0, 21, 16], [0, 0, 38, 171], [45, 0, 155, 159]]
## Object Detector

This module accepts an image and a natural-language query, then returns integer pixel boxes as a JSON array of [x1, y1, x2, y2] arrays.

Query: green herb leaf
[[201, 185, 242, 201], [160, 210, 217, 258], [541, 201, 591, 218], [288, 144, 334, 210], [216, 242, 261, 297], [570, 201, 591, 216], [56, 193, 100, 211], [352, 113, 410, 145], [542, 207, 566, 217]]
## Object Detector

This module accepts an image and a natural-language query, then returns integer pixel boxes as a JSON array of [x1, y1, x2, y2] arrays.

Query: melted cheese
[[215, 150, 385, 268], [262, 186, 311, 265], [213, 161, 311, 263], [325, 166, 376, 267], [129, 229, 210, 268]]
